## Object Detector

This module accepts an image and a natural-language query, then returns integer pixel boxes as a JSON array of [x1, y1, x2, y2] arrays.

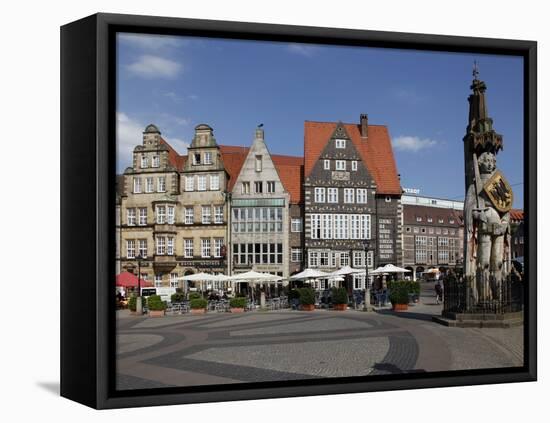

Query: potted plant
[[128, 294, 146, 315], [389, 281, 410, 311], [331, 287, 348, 311], [408, 281, 421, 303], [147, 295, 166, 317], [298, 287, 316, 311], [171, 292, 186, 303], [190, 298, 207, 314], [229, 297, 246, 313]]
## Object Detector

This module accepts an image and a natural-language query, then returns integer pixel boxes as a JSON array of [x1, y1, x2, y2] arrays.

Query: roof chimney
[[360, 114, 368, 138]]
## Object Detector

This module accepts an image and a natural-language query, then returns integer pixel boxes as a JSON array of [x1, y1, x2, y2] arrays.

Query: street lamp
[[362, 239, 375, 311], [135, 254, 143, 314]]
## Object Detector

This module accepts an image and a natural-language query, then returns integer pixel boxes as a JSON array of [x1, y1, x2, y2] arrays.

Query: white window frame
[[138, 239, 147, 258], [156, 236, 166, 255], [291, 218, 302, 232], [310, 214, 321, 239], [201, 238, 211, 258], [241, 181, 250, 194], [167, 237, 174, 255], [126, 240, 136, 258], [214, 206, 223, 224], [204, 151, 213, 165], [145, 177, 154, 193], [152, 155, 160, 168], [324, 160, 330, 170], [335, 139, 346, 149], [184, 207, 194, 224], [185, 176, 194, 192], [267, 181, 275, 193], [308, 251, 319, 267], [357, 188, 367, 204], [255, 155, 262, 172], [184, 239, 194, 258], [170, 273, 179, 288], [353, 250, 364, 268], [291, 248, 302, 263], [385, 196, 391, 203], [336, 160, 346, 171], [157, 176, 166, 192], [138, 208, 147, 225], [210, 174, 220, 191], [154, 274, 162, 288], [344, 188, 354, 203], [202, 206, 212, 224], [167, 205, 175, 224], [197, 175, 207, 191], [339, 252, 350, 267], [141, 155, 148, 168], [133, 177, 141, 193], [214, 238, 224, 258], [351, 160, 358, 171], [328, 188, 338, 203], [156, 205, 166, 224], [192, 153, 201, 165], [127, 208, 136, 226], [254, 181, 263, 193], [314, 187, 326, 203]]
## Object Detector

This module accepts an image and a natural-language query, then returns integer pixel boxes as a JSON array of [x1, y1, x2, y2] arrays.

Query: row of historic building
[[116, 114, 402, 290], [115, 115, 524, 289]]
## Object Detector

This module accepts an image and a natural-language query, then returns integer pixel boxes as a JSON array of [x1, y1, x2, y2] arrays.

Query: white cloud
[[116, 112, 190, 172], [126, 55, 182, 79], [287, 43, 319, 57], [164, 137, 190, 155], [119, 33, 183, 50], [393, 135, 438, 152], [117, 112, 144, 170]]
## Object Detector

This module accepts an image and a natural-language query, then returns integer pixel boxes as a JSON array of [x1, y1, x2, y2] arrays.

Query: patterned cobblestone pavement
[[116, 298, 523, 390]]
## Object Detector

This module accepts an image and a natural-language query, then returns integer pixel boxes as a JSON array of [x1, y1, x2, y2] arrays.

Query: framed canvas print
[[60, 13, 537, 409]]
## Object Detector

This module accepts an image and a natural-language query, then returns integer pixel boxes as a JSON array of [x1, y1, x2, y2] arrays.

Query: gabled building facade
[[120, 124, 183, 288], [229, 127, 291, 278], [303, 115, 403, 290]]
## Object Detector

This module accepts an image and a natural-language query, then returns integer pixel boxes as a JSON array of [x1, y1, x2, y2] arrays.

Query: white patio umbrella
[[289, 268, 330, 280], [229, 270, 280, 281], [329, 265, 366, 277], [370, 264, 411, 275], [178, 272, 219, 281]]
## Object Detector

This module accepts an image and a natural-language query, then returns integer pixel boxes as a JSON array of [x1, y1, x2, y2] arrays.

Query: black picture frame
[[60, 12, 537, 409]]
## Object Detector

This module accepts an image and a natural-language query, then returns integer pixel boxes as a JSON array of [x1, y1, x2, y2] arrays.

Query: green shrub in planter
[[171, 292, 186, 303], [389, 281, 410, 305], [331, 287, 348, 305], [298, 287, 315, 305], [188, 292, 202, 300], [229, 297, 247, 308], [190, 298, 207, 309], [147, 295, 166, 311], [128, 295, 146, 311], [288, 288, 300, 300], [408, 281, 421, 295]]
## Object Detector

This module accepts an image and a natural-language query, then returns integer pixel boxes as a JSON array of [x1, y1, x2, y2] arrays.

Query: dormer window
[[152, 155, 160, 168], [335, 139, 346, 149], [427, 217, 433, 223], [204, 152, 212, 165], [193, 153, 201, 165], [416, 217, 422, 222], [450, 219, 455, 224], [141, 155, 148, 168], [255, 155, 263, 172], [438, 218, 444, 224]]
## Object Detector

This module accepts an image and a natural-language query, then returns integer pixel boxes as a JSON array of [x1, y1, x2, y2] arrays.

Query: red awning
[[116, 271, 153, 288]]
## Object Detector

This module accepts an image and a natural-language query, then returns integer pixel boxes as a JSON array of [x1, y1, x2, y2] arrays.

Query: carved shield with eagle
[[483, 170, 513, 213]]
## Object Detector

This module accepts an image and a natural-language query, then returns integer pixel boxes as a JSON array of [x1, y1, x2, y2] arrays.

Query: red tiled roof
[[160, 138, 186, 170], [403, 204, 462, 227], [510, 209, 524, 221], [219, 145, 304, 203], [304, 121, 401, 195]]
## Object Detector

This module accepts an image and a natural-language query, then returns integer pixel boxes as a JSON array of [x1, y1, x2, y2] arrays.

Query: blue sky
[[117, 33, 524, 208]]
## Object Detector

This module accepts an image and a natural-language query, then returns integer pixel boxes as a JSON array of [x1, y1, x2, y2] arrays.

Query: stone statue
[[463, 67, 513, 305], [464, 151, 512, 303]]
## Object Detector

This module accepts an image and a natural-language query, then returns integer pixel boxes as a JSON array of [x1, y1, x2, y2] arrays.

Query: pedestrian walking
[[435, 280, 443, 304]]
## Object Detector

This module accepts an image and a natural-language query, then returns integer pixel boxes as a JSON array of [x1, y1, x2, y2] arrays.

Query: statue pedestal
[[432, 310, 523, 328]]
